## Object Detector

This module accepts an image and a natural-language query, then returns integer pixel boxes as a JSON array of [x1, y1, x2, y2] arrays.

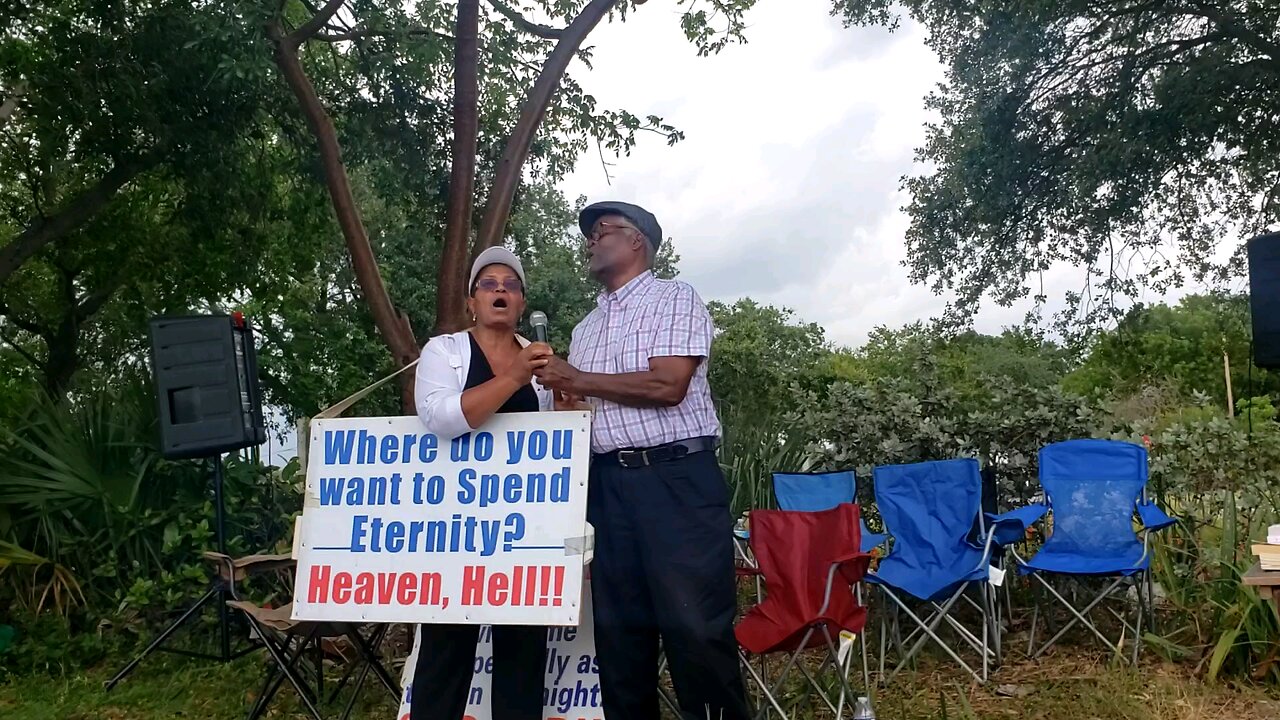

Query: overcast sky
[[557, 1, 1098, 348]]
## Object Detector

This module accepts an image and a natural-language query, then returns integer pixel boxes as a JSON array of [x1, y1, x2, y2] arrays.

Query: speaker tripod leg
[[212, 454, 232, 664], [105, 583, 221, 690]]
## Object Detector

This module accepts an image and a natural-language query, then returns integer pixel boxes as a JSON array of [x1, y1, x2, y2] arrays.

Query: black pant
[[588, 450, 750, 720], [409, 623, 545, 720]]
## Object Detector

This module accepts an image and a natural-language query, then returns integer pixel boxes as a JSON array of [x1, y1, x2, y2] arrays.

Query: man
[[533, 201, 749, 720]]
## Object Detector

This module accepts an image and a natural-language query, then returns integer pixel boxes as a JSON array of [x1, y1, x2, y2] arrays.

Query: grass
[[867, 654, 1280, 719], [0, 652, 402, 720], [2, 647, 1277, 720]]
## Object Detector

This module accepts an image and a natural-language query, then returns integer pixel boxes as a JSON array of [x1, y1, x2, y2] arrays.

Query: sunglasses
[[474, 277, 524, 294]]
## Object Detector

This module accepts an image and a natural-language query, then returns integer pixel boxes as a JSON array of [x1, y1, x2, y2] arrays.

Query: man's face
[[585, 214, 642, 278]]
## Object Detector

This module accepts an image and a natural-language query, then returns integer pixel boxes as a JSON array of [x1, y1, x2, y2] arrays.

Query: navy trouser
[[588, 449, 750, 720], [409, 623, 545, 720]]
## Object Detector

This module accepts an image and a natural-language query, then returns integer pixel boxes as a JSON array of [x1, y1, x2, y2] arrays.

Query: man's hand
[[537, 355, 701, 409], [534, 356, 581, 394], [554, 389, 592, 412]]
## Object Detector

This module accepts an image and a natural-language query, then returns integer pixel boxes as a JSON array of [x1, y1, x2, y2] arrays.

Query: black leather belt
[[593, 436, 718, 469]]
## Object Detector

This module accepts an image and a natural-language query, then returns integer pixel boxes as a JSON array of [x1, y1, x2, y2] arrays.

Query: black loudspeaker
[[1248, 231, 1280, 369], [149, 313, 266, 460]]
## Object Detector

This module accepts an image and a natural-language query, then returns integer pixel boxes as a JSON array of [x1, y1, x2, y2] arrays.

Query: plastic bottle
[[852, 696, 875, 720]]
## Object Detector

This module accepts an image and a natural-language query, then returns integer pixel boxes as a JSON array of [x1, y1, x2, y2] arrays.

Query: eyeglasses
[[474, 277, 524, 294], [586, 221, 638, 243]]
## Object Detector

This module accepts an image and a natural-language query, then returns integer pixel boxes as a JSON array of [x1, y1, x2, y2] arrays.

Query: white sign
[[291, 411, 592, 625], [395, 583, 606, 720]]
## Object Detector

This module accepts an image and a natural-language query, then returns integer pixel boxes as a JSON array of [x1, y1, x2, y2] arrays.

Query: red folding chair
[[735, 503, 873, 719]]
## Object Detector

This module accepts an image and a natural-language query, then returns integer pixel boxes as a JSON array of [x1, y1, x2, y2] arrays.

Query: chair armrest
[[818, 551, 874, 614], [832, 551, 873, 585], [1137, 501, 1176, 532], [985, 504, 1049, 547]]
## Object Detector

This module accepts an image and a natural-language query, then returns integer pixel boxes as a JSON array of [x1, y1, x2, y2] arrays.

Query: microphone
[[529, 311, 549, 344]]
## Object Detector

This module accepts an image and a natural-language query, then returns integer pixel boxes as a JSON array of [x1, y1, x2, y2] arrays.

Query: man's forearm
[[571, 369, 686, 408]]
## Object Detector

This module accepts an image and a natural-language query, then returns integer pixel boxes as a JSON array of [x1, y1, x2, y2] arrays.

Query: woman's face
[[468, 263, 526, 329]]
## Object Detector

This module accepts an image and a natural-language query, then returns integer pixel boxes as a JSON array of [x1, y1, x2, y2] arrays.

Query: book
[[1253, 543, 1280, 571]]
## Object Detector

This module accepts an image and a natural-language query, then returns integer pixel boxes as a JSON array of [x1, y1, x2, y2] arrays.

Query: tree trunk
[[37, 265, 84, 400], [435, 0, 482, 335], [473, 0, 621, 254], [269, 21, 419, 412], [0, 81, 25, 130], [42, 317, 79, 400]]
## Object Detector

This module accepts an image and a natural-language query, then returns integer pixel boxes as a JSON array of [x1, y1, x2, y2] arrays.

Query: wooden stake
[[1225, 349, 1235, 418]]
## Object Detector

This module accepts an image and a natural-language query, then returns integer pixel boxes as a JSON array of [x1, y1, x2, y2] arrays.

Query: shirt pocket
[[613, 312, 655, 374]]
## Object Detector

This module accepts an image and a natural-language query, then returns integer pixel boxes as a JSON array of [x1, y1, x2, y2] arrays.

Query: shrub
[[0, 379, 301, 673], [1138, 409, 1280, 681]]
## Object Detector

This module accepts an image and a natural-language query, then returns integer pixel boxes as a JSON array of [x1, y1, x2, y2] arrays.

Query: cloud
[[561, 4, 1222, 350], [562, 3, 963, 346]]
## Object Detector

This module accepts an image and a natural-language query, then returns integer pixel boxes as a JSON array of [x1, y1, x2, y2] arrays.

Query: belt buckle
[[617, 449, 648, 469]]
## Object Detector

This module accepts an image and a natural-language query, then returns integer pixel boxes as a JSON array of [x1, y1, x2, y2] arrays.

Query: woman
[[410, 246, 554, 720]]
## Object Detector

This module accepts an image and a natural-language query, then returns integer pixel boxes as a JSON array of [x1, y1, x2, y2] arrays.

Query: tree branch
[[289, 0, 349, 46], [474, 0, 622, 254], [436, 0, 482, 334], [487, 0, 565, 39], [315, 27, 453, 43], [74, 277, 124, 322], [0, 300, 46, 336], [1169, 2, 1280, 72], [267, 19, 419, 393], [0, 81, 25, 131], [0, 328, 42, 369], [0, 150, 161, 286]]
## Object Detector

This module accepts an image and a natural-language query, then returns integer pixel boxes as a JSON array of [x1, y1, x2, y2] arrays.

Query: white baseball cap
[[468, 246, 527, 291]]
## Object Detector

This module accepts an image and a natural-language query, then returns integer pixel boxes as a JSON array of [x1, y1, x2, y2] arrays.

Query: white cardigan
[[413, 329, 553, 440]]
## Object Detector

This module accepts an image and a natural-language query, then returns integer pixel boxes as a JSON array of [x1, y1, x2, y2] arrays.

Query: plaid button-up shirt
[[567, 270, 721, 454]]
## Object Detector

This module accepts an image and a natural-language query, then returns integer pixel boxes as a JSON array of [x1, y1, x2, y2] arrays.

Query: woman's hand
[[502, 342, 553, 387]]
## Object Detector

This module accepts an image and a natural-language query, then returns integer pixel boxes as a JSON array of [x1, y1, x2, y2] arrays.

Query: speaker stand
[[105, 454, 259, 689]]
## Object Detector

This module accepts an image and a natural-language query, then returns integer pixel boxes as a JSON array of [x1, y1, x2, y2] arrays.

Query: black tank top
[[464, 333, 539, 413]]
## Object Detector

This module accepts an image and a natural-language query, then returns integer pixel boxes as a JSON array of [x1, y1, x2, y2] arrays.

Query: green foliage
[[833, 0, 1280, 331], [717, 406, 811, 517], [1141, 412, 1280, 681], [1, 0, 303, 395], [707, 299, 832, 418], [842, 322, 1072, 396], [0, 378, 301, 629], [1065, 294, 1280, 406], [0, 541, 83, 617], [0, 0, 723, 417], [0, 612, 120, 678], [790, 349, 1101, 503], [1144, 410, 1280, 500]]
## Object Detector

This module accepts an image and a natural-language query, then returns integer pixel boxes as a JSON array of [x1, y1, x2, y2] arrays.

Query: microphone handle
[[533, 325, 548, 344]]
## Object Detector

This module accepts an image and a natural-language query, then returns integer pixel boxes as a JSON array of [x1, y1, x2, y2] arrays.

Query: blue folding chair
[[1005, 439, 1175, 663], [867, 458, 1025, 683], [772, 470, 888, 554]]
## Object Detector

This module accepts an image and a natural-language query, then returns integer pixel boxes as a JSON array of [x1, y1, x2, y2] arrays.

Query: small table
[[1242, 562, 1280, 604]]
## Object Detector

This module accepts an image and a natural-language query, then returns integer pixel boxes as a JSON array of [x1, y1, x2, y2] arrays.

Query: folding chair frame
[[235, 608, 401, 720], [1014, 489, 1165, 664], [873, 527, 1003, 684]]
